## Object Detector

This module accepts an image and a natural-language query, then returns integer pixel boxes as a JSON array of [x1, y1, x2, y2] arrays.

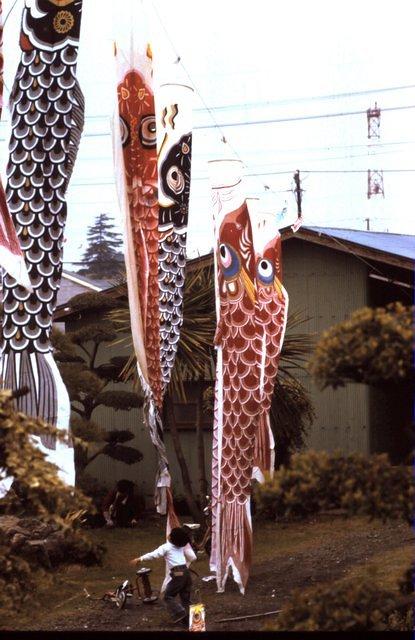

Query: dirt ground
[[2, 514, 413, 633]]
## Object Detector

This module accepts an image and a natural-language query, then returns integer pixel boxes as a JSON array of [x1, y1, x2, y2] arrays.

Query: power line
[[193, 84, 415, 112], [292, 169, 415, 174], [57, 103, 415, 137], [194, 104, 415, 130], [2, 83, 413, 124], [19, 139, 411, 167], [2, 103, 411, 143], [72, 141, 415, 164], [64, 165, 415, 189], [150, 0, 291, 205], [240, 169, 415, 177]]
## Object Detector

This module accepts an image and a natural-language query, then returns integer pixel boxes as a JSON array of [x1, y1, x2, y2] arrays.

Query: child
[[102, 479, 141, 528], [131, 527, 197, 624]]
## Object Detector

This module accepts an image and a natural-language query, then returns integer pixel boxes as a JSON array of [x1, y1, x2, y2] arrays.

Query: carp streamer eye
[[257, 258, 274, 284], [166, 165, 185, 194], [139, 115, 157, 148], [219, 243, 240, 279], [119, 116, 130, 148]]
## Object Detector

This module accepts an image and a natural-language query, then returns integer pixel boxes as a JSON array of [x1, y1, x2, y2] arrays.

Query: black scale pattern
[[158, 133, 192, 393], [1, 0, 83, 432]]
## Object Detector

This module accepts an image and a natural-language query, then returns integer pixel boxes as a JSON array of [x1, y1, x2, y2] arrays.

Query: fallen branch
[[54, 592, 84, 610], [83, 587, 103, 602], [216, 609, 282, 623], [215, 595, 414, 626]]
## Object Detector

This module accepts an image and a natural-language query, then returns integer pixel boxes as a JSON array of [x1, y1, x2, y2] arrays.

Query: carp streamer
[[209, 160, 288, 594], [0, 0, 30, 290], [113, 1, 193, 522], [1, 0, 84, 484]]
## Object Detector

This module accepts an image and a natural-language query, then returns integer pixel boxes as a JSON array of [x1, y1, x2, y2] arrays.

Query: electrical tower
[[367, 102, 384, 200], [367, 102, 381, 138], [367, 169, 384, 199]]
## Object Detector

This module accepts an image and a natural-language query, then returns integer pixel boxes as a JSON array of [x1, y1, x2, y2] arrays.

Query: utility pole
[[291, 170, 303, 232], [293, 170, 302, 217], [365, 217, 370, 231]]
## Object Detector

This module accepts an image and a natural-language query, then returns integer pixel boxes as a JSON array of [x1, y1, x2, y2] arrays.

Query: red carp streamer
[[113, 3, 193, 524], [209, 161, 288, 594]]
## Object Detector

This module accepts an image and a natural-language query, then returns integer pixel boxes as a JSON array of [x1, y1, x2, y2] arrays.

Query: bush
[[269, 567, 413, 631], [0, 516, 106, 617], [0, 389, 106, 614], [0, 527, 47, 613], [254, 450, 413, 524], [309, 303, 414, 389]]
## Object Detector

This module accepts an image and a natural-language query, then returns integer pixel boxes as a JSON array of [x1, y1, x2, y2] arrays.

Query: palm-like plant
[[110, 265, 216, 399], [108, 261, 315, 516], [110, 265, 216, 520]]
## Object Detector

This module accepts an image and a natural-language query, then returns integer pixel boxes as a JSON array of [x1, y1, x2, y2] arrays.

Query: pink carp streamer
[[0, 0, 30, 289], [112, 2, 193, 524], [209, 161, 288, 594]]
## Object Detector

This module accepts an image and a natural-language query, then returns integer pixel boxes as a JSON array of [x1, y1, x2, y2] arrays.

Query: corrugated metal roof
[[56, 271, 113, 307], [306, 227, 415, 261], [62, 270, 113, 290]]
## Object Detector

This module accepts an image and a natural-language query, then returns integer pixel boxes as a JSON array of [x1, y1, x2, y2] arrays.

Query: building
[[277, 226, 413, 464], [55, 227, 414, 499], [57, 271, 112, 307]]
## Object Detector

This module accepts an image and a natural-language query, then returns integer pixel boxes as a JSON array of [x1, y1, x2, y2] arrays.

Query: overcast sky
[[1, 0, 414, 269]]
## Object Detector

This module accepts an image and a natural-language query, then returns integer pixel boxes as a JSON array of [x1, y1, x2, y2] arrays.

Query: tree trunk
[[74, 444, 89, 484], [164, 392, 202, 523], [196, 382, 208, 508]]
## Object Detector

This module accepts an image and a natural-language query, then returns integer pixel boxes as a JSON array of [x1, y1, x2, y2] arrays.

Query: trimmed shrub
[[309, 302, 414, 389], [268, 566, 413, 631], [254, 450, 413, 523]]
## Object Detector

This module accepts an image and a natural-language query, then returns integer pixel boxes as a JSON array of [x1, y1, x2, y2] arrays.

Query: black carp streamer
[[1, 0, 84, 469]]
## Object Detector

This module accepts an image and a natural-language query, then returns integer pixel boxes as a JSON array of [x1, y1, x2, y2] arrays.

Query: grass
[[253, 513, 405, 561], [344, 545, 413, 591]]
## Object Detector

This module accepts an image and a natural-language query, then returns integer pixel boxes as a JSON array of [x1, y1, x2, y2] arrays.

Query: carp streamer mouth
[[240, 267, 256, 304]]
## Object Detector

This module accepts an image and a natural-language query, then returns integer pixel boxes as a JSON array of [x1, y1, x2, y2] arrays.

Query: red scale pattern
[[212, 208, 289, 591], [214, 203, 261, 589], [117, 70, 163, 408], [253, 235, 287, 474]]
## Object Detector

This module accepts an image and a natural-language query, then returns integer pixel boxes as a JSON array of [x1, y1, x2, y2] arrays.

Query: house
[[57, 271, 112, 306], [276, 226, 413, 465], [55, 227, 414, 499]]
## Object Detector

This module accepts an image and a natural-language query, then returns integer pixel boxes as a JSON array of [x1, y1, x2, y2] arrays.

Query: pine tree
[[78, 213, 124, 279]]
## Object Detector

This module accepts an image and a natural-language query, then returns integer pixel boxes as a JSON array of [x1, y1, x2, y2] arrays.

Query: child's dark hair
[[169, 527, 190, 547], [116, 479, 134, 495]]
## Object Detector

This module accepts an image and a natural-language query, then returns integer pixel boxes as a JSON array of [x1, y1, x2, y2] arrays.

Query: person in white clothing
[[131, 527, 197, 624]]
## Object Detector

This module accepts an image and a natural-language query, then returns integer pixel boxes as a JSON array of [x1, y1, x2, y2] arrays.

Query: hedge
[[254, 450, 413, 524]]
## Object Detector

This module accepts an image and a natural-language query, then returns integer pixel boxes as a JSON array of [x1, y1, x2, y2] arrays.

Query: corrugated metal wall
[[283, 239, 370, 454], [70, 238, 371, 500]]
